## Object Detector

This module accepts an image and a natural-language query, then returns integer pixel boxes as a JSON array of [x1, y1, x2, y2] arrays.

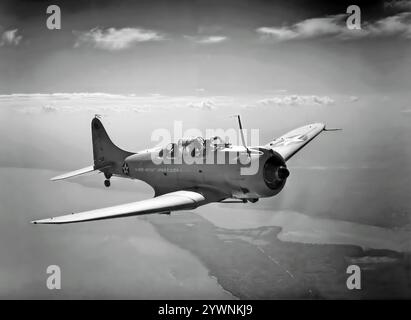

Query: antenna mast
[[233, 114, 250, 156]]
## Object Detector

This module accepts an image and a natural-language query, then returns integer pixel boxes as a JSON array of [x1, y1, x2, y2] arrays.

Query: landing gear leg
[[104, 172, 112, 188]]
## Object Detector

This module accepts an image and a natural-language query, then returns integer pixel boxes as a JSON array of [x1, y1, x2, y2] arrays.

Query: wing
[[265, 123, 325, 161], [31, 190, 206, 224]]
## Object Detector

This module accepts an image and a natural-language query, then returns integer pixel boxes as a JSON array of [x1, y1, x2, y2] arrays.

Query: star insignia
[[122, 162, 129, 175], [270, 134, 308, 147]]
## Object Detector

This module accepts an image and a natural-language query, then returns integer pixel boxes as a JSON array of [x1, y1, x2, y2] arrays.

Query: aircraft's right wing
[[265, 123, 326, 161], [31, 190, 206, 224]]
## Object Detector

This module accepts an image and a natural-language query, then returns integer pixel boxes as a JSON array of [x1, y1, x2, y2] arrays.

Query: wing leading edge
[[31, 190, 206, 224], [265, 123, 326, 161]]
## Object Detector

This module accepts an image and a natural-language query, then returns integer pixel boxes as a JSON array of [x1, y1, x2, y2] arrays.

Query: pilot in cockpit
[[178, 137, 205, 158], [163, 136, 231, 159], [207, 136, 230, 150]]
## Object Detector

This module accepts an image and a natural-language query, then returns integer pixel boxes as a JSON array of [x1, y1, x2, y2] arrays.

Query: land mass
[[148, 213, 411, 299]]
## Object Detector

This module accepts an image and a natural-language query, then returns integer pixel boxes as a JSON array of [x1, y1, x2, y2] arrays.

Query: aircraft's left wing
[[31, 190, 206, 224], [265, 123, 326, 161]]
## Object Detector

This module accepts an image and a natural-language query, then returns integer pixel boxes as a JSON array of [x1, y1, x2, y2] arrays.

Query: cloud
[[74, 27, 164, 50], [255, 95, 335, 107], [0, 29, 22, 46], [256, 15, 350, 41], [257, 27, 300, 41], [257, 12, 411, 41], [366, 12, 411, 37], [42, 105, 58, 113], [185, 35, 228, 44], [187, 100, 216, 111], [349, 96, 360, 103], [348, 256, 399, 264], [384, 0, 411, 11], [0, 93, 232, 114], [187, 100, 216, 110]]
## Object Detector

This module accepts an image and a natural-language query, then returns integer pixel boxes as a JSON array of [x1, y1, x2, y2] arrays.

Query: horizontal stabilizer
[[50, 165, 110, 181]]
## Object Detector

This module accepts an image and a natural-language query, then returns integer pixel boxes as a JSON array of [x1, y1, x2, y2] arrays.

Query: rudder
[[91, 117, 134, 172]]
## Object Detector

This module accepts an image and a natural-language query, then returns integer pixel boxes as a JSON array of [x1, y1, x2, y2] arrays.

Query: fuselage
[[117, 145, 289, 201]]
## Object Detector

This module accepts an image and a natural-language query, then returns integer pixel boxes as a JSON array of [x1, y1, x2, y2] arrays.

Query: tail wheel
[[104, 179, 111, 187]]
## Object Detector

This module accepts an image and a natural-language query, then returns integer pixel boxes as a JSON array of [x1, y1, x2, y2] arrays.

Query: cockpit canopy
[[160, 136, 230, 158]]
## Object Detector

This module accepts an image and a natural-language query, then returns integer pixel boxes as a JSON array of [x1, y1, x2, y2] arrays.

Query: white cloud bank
[[0, 29, 22, 46], [257, 12, 411, 41], [0, 93, 233, 114], [254, 95, 335, 107], [0, 93, 336, 114], [74, 27, 164, 50], [184, 35, 228, 44], [187, 100, 216, 110]]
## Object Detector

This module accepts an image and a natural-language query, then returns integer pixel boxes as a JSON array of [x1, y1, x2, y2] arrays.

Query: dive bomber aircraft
[[32, 116, 337, 224]]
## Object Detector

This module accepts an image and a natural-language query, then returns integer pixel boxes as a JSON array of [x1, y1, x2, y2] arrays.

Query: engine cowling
[[237, 149, 289, 198], [257, 150, 289, 197], [263, 154, 289, 190]]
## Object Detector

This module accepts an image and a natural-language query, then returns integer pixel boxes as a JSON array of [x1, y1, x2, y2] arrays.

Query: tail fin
[[92, 117, 134, 172]]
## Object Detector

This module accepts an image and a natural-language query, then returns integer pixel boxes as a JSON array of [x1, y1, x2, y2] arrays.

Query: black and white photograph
[[0, 0, 410, 305]]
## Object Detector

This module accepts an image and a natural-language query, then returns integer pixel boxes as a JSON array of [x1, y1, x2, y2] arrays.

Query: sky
[[0, 0, 411, 95], [0, 0, 411, 299]]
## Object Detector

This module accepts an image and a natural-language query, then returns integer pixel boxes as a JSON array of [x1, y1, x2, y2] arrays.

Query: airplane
[[31, 116, 339, 225]]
